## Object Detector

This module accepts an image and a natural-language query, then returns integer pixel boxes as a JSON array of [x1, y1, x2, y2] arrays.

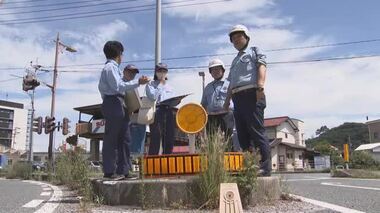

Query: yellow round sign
[[176, 103, 207, 134]]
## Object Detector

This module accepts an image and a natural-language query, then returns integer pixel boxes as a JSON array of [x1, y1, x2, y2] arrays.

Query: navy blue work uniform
[[146, 80, 176, 155], [98, 60, 139, 175], [227, 46, 271, 173], [201, 79, 234, 145]]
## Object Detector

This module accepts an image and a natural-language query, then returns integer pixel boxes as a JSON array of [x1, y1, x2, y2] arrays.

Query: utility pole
[[155, 0, 162, 65], [48, 33, 60, 164], [48, 33, 76, 165]]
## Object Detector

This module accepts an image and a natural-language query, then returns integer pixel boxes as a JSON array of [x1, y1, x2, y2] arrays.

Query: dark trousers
[[101, 95, 131, 175], [148, 106, 175, 155], [206, 113, 233, 141], [232, 88, 271, 172]]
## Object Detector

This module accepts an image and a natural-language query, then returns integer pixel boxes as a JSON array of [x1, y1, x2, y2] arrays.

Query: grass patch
[[192, 129, 259, 209], [5, 161, 33, 180], [54, 150, 94, 203], [332, 169, 380, 179], [192, 130, 232, 209]]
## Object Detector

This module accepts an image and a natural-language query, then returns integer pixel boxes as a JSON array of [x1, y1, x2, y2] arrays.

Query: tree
[[313, 140, 344, 165], [315, 125, 329, 136]]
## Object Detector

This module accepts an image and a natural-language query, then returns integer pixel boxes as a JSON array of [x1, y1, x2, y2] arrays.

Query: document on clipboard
[[158, 93, 192, 107]]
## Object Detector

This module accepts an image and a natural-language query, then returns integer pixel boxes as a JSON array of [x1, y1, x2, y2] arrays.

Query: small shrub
[[55, 150, 93, 201], [193, 129, 231, 209], [350, 151, 380, 170], [6, 161, 32, 180], [235, 152, 258, 207]]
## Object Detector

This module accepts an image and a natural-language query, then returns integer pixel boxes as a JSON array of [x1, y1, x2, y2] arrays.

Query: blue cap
[[155, 63, 168, 72]]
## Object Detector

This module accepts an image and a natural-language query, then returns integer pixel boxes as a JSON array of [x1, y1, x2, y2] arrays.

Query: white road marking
[[22, 199, 44, 208], [34, 183, 63, 213], [42, 187, 51, 191], [321, 182, 380, 191], [290, 194, 365, 213], [284, 177, 332, 182], [40, 192, 51, 196], [22, 180, 63, 213]]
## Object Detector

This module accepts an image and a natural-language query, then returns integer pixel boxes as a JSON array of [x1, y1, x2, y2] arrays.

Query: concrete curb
[[92, 176, 281, 208]]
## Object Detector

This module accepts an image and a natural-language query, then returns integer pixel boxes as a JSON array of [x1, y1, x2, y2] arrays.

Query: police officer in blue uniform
[[223, 25, 271, 176], [201, 59, 240, 151], [146, 63, 176, 155], [98, 41, 149, 179]]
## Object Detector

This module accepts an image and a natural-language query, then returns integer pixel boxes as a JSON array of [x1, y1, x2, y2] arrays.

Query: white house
[[265, 116, 310, 172], [354, 142, 380, 162]]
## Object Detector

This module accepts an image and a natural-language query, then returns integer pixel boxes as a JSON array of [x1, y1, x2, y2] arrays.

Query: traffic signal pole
[[28, 90, 35, 162], [48, 32, 60, 164]]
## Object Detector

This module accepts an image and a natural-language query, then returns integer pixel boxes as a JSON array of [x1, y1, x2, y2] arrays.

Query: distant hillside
[[306, 122, 369, 150]]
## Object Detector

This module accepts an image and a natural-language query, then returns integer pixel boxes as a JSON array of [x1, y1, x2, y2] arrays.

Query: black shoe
[[103, 174, 125, 181], [124, 173, 139, 180], [258, 169, 271, 177]]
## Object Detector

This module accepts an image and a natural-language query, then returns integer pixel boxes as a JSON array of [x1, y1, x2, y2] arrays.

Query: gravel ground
[[54, 186, 82, 213], [54, 188, 337, 213], [89, 200, 336, 213]]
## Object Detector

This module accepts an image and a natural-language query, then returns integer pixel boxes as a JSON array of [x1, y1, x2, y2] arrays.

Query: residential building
[[355, 142, 380, 161], [265, 116, 311, 172], [0, 100, 28, 153]]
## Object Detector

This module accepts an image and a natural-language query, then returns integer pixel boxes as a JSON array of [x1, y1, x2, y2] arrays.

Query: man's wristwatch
[[257, 87, 264, 92]]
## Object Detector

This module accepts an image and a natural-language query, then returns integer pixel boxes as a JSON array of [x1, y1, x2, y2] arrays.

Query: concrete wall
[[271, 146, 278, 171], [368, 121, 380, 143], [370, 151, 380, 162], [294, 150, 304, 169]]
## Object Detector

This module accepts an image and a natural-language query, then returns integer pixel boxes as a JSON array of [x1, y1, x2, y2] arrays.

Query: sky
[[0, 0, 379, 152]]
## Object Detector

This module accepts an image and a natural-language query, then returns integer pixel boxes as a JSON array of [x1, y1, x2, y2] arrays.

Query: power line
[[1, 38, 380, 71], [0, 77, 21, 83], [0, 0, 141, 16], [55, 54, 380, 72], [0, 0, 225, 24], [0, 0, 49, 5], [0, 0, 110, 9], [42, 38, 380, 68]]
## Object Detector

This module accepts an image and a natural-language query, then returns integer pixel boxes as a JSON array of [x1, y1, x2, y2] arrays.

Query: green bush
[[235, 152, 258, 207], [350, 151, 380, 170], [55, 149, 93, 201], [5, 161, 33, 180]]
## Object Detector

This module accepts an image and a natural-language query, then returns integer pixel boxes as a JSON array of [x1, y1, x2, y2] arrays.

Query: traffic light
[[62, 117, 70, 135], [32, 116, 43, 134], [66, 135, 78, 146], [44, 116, 55, 134], [22, 75, 40, 91]]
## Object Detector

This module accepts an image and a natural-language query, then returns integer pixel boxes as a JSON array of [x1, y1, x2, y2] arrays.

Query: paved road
[[280, 173, 380, 213], [0, 178, 55, 213]]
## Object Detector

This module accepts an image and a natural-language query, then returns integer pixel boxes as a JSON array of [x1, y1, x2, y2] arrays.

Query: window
[[0, 109, 13, 119], [374, 132, 379, 139], [299, 155, 302, 160], [285, 133, 288, 138], [286, 153, 294, 159]]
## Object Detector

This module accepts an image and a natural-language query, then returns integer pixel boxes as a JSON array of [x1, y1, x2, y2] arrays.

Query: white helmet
[[208, 58, 225, 72], [229, 24, 250, 42]]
